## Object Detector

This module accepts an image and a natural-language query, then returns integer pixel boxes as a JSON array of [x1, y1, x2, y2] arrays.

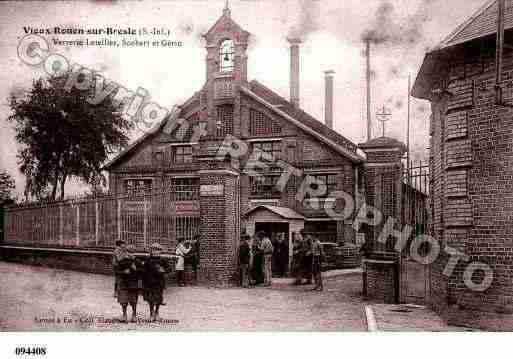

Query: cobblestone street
[[0, 262, 367, 331]]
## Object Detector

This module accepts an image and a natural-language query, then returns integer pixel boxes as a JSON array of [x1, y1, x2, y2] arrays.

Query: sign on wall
[[124, 200, 149, 212], [174, 201, 200, 215], [200, 184, 224, 196]]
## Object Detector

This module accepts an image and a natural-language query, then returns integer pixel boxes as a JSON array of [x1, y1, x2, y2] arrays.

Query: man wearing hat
[[238, 234, 251, 288], [256, 231, 273, 286], [186, 234, 201, 284], [301, 230, 313, 285]]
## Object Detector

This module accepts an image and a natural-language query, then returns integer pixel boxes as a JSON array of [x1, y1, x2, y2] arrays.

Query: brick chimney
[[324, 70, 334, 129], [288, 38, 302, 107]]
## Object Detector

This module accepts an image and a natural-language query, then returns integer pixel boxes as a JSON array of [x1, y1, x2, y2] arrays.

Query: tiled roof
[[413, 0, 513, 99], [436, 0, 513, 51], [248, 80, 359, 154], [244, 205, 305, 220], [103, 78, 364, 169], [358, 136, 407, 151], [101, 105, 183, 170]]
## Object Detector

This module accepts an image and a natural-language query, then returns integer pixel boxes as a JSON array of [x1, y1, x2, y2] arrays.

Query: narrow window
[[216, 105, 234, 137], [219, 39, 234, 72]]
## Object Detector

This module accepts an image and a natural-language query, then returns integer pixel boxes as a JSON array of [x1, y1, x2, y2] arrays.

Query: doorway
[[255, 222, 289, 277]]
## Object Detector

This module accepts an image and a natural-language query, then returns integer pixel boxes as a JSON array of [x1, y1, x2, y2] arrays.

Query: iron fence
[[401, 160, 430, 248], [3, 186, 200, 252]]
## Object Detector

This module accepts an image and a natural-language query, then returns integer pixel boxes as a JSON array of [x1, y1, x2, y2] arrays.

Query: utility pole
[[366, 40, 372, 141], [496, 0, 505, 104], [407, 74, 411, 173]]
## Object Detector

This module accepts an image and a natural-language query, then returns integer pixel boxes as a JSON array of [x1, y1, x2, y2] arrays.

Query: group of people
[[238, 229, 324, 291], [112, 236, 199, 323], [291, 229, 324, 291], [238, 231, 274, 288]]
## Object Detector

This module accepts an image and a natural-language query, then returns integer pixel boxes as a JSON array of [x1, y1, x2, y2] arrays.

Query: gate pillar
[[197, 166, 240, 286], [358, 137, 407, 304]]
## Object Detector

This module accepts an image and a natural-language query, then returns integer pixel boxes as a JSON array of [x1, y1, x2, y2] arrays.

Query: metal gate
[[400, 160, 430, 305]]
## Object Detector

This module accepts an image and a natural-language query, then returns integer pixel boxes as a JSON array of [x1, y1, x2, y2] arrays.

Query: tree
[[8, 76, 133, 201], [0, 170, 15, 205]]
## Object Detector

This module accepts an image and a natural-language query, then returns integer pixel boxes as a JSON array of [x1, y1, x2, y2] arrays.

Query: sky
[[0, 0, 489, 198]]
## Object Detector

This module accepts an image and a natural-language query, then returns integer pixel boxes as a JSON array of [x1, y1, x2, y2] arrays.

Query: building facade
[[413, 0, 513, 329], [102, 6, 365, 283]]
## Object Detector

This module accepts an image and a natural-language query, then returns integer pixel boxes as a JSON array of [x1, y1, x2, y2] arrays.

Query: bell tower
[[200, 3, 250, 140], [203, 2, 250, 84]]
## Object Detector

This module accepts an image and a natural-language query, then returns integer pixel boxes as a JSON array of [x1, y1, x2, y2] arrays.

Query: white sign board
[[200, 184, 224, 196]]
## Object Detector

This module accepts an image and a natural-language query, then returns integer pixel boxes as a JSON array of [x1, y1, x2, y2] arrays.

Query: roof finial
[[223, 0, 231, 16]]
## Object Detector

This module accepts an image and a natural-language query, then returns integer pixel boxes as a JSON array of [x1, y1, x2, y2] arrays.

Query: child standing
[[142, 243, 172, 322], [112, 240, 127, 298], [114, 245, 141, 323]]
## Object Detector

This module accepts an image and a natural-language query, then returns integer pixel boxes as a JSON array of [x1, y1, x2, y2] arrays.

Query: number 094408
[[14, 347, 47, 356]]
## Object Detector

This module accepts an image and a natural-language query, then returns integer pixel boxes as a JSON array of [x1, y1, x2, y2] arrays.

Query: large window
[[308, 174, 337, 198], [219, 39, 234, 72], [169, 178, 199, 201], [252, 141, 281, 161], [250, 175, 281, 198], [216, 105, 234, 137], [174, 146, 193, 163], [250, 109, 281, 136], [125, 179, 152, 197]]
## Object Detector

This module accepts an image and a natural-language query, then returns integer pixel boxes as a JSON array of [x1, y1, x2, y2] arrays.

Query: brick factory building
[[413, 0, 513, 329], [1, 5, 422, 294], [99, 6, 365, 283]]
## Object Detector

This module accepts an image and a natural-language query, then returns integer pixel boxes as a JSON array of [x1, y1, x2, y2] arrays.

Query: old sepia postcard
[[0, 0, 512, 357]]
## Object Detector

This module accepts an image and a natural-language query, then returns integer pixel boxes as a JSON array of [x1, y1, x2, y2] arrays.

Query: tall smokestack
[[366, 40, 372, 141], [288, 38, 302, 107], [324, 70, 334, 129]]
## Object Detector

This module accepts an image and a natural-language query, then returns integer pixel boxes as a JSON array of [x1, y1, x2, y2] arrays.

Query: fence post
[[59, 203, 64, 246], [95, 202, 99, 246], [117, 199, 121, 242], [143, 201, 148, 249], [76, 204, 80, 246]]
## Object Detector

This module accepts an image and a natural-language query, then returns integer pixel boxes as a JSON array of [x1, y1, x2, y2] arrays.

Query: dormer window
[[219, 39, 234, 72]]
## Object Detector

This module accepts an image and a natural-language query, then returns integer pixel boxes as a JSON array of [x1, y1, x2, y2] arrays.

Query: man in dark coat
[[185, 234, 200, 284], [239, 234, 251, 288], [251, 237, 264, 285], [292, 232, 305, 285], [310, 234, 324, 291], [302, 231, 313, 285], [274, 234, 288, 277]]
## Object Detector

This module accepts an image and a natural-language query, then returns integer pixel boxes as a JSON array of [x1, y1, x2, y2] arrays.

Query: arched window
[[219, 39, 234, 72]]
